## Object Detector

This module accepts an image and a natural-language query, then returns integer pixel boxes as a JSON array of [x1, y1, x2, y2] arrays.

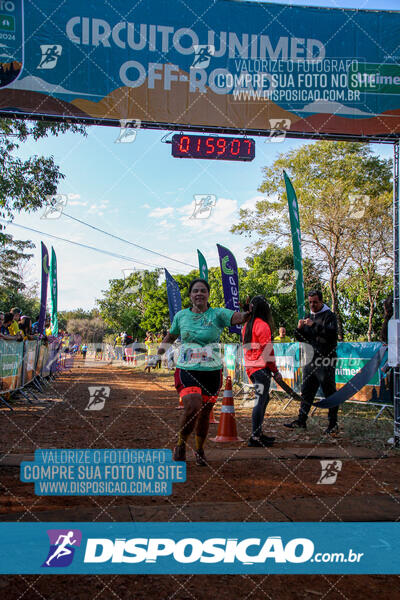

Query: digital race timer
[[171, 134, 255, 161]]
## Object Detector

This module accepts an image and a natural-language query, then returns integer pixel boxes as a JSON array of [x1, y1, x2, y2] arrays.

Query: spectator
[[0, 312, 23, 341], [19, 316, 37, 340], [274, 326, 292, 343], [8, 307, 21, 335], [284, 290, 339, 435], [45, 316, 52, 337], [32, 314, 40, 334]]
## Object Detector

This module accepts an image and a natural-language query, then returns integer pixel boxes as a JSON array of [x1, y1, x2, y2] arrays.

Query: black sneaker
[[324, 423, 339, 435], [173, 444, 186, 461], [259, 434, 276, 444], [194, 448, 207, 466], [248, 436, 274, 447], [284, 419, 307, 430]]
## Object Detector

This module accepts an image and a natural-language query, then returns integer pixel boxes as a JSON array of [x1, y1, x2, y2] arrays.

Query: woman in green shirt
[[158, 278, 251, 466]]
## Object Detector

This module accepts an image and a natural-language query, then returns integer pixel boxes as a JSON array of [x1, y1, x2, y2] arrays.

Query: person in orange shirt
[[242, 296, 283, 448]]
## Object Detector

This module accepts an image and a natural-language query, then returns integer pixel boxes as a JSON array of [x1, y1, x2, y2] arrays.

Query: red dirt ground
[[0, 358, 399, 598]]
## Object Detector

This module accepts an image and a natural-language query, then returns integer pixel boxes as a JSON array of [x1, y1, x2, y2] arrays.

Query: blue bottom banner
[[0, 522, 398, 574]]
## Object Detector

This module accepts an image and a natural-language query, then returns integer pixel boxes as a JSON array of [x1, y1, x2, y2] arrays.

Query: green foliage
[[0, 233, 39, 317], [231, 141, 393, 339], [67, 316, 107, 343], [339, 271, 392, 341], [0, 119, 86, 226]]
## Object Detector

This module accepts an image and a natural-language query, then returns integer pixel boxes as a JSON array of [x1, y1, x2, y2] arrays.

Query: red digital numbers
[[172, 134, 254, 161], [179, 136, 190, 153], [230, 139, 240, 155], [243, 139, 252, 155], [205, 137, 215, 154]]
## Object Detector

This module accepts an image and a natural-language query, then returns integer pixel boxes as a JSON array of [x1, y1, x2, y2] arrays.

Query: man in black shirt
[[284, 290, 339, 434]]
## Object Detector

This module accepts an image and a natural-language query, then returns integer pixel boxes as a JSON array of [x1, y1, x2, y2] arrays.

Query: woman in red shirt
[[242, 296, 283, 447]]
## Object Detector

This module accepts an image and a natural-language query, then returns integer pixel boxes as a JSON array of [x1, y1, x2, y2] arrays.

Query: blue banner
[[217, 243, 241, 335], [165, 269, 182, 324], [0, 522, 399, 574], [315, 345, 388, 408], [0, 1, 399, 138]]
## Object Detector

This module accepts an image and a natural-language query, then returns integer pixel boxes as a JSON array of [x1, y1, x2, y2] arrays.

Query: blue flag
[[217, 243, 241, 335], [165, 269, 182, 324]]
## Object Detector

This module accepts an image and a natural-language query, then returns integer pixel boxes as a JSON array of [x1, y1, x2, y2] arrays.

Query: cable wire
[[62, 211, 197, 268], [0, 219, 189, 274]]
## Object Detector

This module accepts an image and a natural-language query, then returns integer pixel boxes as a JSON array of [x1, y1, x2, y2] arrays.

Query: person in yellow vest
[[8, 307, 21, 335], [114, 333, 123, 360], [274, 326, 292, 343]]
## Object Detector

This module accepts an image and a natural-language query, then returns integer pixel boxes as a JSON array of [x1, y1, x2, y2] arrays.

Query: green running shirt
[[170, 307, 234, 371]]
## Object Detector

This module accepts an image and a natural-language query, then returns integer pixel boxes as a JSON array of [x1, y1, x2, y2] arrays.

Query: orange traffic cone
[[210, 377, 242, 442], [209, 407, 218, 424]]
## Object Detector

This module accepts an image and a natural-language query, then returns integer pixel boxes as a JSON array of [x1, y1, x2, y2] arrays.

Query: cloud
[[67, 194, 81, 200], [240, 195, 264, 211], [149, 207, 174, 218], [68, 200, 88, 206], [180, 197, 238, 233], [298, 100, 373, 116], [159, 219, 174, 230], [143, 203, 151, 208]]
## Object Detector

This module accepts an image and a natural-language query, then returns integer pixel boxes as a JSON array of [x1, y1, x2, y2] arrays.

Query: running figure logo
[[42, 529, 82, 567], [190, 194, 216, 219], [267, 118, 291, 143], [317, 460, 342, 484], [37, 45, 62, 70], [115, 118, 141, 143], [85, 386, 110, 411], [41, 194, 67, 220], [191, 45, 215, 69]]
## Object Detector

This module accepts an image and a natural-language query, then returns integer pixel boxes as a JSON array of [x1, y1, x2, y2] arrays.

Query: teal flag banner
[[197, 250, 208, 282], [50, 247, 58, 336], [284, 171, 305, 320]]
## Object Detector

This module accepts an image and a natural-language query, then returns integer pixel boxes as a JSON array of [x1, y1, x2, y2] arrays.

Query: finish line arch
[[0, 0, 399, 440]]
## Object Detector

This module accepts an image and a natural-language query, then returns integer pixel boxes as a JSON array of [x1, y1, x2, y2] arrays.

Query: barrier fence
[[0, 339, 70, 407], [84, 341, 392, 410]]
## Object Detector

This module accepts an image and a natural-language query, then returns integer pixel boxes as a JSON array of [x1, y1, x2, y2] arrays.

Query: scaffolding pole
[[393, 141, 400, 446]]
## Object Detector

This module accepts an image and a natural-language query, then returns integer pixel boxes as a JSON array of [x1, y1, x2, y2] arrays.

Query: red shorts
[[174, 368, 223, 403]]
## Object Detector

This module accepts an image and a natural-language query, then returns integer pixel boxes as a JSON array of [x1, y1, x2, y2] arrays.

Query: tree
[[97, 270, 164, 337], [231, 141, 392, 340], [67, 316, 107, 343], [0, 118, 86, 229], [0, 233, 34, 290], [339, 272, 392, 341], [346, 191, 392, 340], [0, 233, 40, 316], [241, 244, 324, 336]]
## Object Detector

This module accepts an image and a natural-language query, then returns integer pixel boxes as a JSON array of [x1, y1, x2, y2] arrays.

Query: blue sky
[[9, 0, 398, 311]]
